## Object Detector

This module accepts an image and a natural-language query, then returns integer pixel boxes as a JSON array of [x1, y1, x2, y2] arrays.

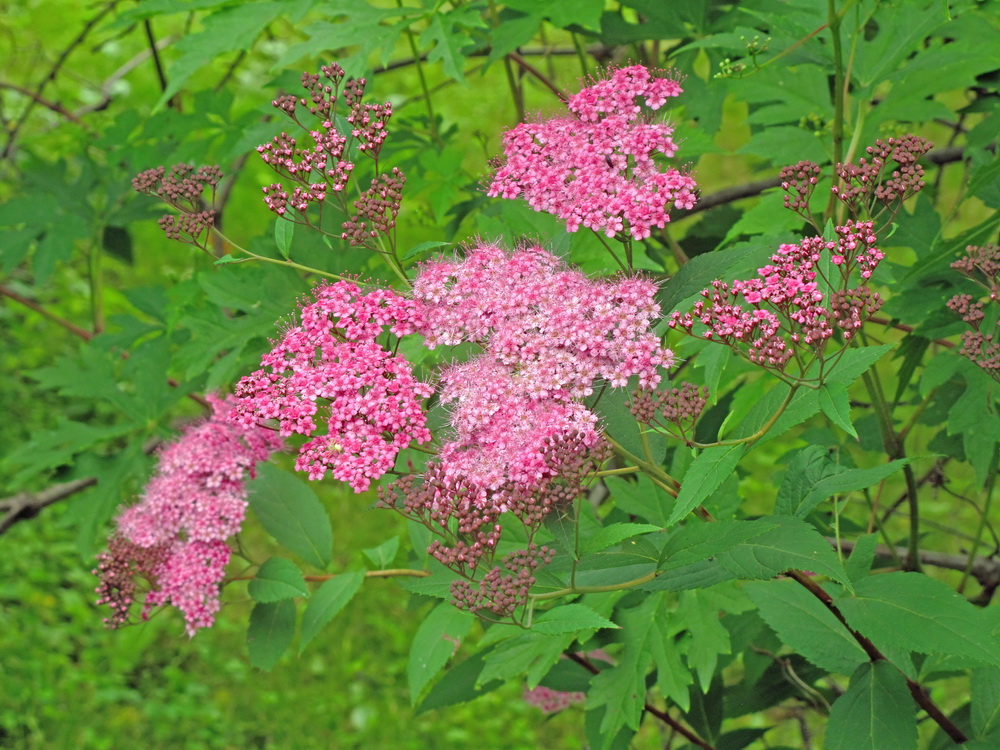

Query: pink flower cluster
[[231, 281, 433, 491], [411, 242, 671, 507], [94, 396, 283, 636], [523, 685, 585, 714], [488, 65, 697, 240], [669, 221, 886, 369]]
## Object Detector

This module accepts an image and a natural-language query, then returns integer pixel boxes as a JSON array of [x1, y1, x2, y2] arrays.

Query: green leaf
[[587, 594, 660, 735], [581, 523, 661, 555], [594, 387, 667, 465], [247, 464, 333, 569], [825, 345, 895, 385], [972, 667, 1000, 738], [837, 572, 1000, 666], [420, 12, 471, 84], [402, 240, 450, 261], [777, 449, 916, 519], [819, 382, 857, 437], [274, 218, 293, 259], [248, 557, 310, 603], [478, 631, 573, 688], [718, 516, 852, 587], [408, 602, 474, 702], [247, 600, 296, 671], [299, 570, 365, 652], [532, 604, 617, 635], [682, 589, 732, 691], [605, 474, 674, 526], [362, 536, 399, 569], [657, 241, 772, 314], [160, 2, 287, 105], [415, 649, 503, 714], [826, 661, 916, 750], [845, 534, 879, 583], [668, 445, 745, 526], [746, 579, 868, 675]]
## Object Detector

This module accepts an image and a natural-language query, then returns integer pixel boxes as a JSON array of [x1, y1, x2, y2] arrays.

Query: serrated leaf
[[845, 534, 879, 582], [247, 464, 333, 569], [408, 603, 474, 702], [825, 345, 895, 385], [775, 445, 845, 516], [362, 536, 399, 569], [972, 667, 1000, 738], [826, 661, 916, 750], [605, 474, 674, 526], [746, 579, 868, 675], [415, 649, 503, 714], [779, 452, 916, 519], [820, 382, 857, 437], [247, 599, 296, 671], [581, 523, 661, 555], [248, 557, 310, 603], [718, 516, 852, 587], [837, 572, 1000, 666], [299, 570, 365, 652], [532, 604, 617, 635], [668, 445, 745, 526], [274, 218, 293, 259], [682, 589, 732, 691], [478, 631, 572, 688], [420, 13, 470, 83]]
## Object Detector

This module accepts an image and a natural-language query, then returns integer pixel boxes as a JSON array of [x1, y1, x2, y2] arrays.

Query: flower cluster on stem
[[488, 65, 697, 242], [94, 396, 283, 636], [230, 280, 433, 491], [132, 164, 222, 249], [258, 63, 403, 255], [949, 244, 1000, 380]]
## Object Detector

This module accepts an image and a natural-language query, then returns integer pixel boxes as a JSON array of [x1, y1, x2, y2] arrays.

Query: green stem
[[215, 230, 353, 281], [529, 570, 659, 601], [88, 237, 104, 333], [691, 384, 799, 449], [860, 368, 922, 571], [593, 466, 640, 477], [398, 0, 441, 147], [958, 446, 999, 594], [826, 0, 846, 220]]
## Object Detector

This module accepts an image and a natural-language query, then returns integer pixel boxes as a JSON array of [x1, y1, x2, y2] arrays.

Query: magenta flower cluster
[[231, 281, 433, 491], [412, 242, 671, 506], [669, 221, 885, 369], [94, 396, 283, 636], [488, 65, 697, 240]]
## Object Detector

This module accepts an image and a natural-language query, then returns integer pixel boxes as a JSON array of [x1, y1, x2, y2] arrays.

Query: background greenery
[[2, 0, 999, 748]]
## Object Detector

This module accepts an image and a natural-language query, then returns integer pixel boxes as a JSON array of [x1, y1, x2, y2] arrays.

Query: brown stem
[[565, 653, 717, 750], [2, 0, 122, 159], [785, 570, 967, 744], [507, 51, 564, 100], [0, 478, 97, 535]]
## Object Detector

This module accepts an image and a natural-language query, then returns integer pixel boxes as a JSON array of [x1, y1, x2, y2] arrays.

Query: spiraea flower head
[[94, 395, 283, 636], [488, 65, 697, 240], [669, 222, 886, 371], [231, 280, 433, 491], [949, 244, 1000, 380]]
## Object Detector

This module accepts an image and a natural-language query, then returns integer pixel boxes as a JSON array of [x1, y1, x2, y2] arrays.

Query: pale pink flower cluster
[[231, 281, 433, 491], [412, 242, 670, 508], [669, 222, 886, 369], [523, 685, 585, 714], [95, 396, 283, 636], [487, 65, 697, 240]]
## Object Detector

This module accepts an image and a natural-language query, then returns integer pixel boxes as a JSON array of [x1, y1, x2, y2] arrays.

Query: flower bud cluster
[[94, 396, 283, 636], [341, 167, 405, 247], [231, 281, 433, 491], [949, 244, 1000, 380], [669, 221, 886, 372], [631, 382, 708, 437], [256, 63, 402, 240], [488, 65, 697, 240], [132, 164, 222, 247], [832, 135, 932, 218], [780, 160, 821, 220]]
